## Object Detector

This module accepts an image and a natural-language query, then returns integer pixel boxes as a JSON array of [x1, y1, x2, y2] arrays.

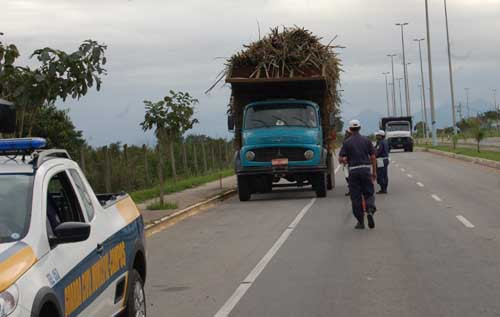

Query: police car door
[[43, 166, 110, 317]]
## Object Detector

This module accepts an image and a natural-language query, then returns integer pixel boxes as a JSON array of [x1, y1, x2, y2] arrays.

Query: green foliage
[[27, 104, 85, 157], [130, 168, 234, 203], [146, 201, 178, 211], [421, 145, 500, 162], [0, 33, 107, 136], [471, 125, 486, 153], [451, 134, 459, 152], [141, 90, 199, 141]]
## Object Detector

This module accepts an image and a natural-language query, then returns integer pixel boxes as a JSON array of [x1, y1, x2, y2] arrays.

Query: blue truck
[[227, 77, 337, 201]]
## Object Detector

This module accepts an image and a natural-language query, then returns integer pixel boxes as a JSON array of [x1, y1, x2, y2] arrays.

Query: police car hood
[[386, 131, 412, 138], [0, 241, 37, 292]]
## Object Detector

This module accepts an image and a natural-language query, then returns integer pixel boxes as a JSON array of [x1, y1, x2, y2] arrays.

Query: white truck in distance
[[379, 116, 414, 152]]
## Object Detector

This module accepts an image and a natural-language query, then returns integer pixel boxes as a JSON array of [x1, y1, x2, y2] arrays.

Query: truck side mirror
[[0, 101, 16, 134], [329, 113, 336, 127], [228, 115, 235, 132]]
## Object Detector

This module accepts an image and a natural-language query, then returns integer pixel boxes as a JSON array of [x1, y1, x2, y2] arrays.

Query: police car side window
[[47, 171, 85, 231], [69, 169, 95, 221]]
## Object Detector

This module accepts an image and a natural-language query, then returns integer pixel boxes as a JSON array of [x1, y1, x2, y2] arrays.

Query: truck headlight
[[0, 285, 19, 317], [245, 151, 256, 161], [304, 150, 314, 160]]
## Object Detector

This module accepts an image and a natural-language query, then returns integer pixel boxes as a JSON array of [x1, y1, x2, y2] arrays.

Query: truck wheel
[[315, 173, 327, 198], [124, 269, 146, 317], [237, 175, 251, 201], [409, 145, 414, 152], [327, 173, 333, 190]]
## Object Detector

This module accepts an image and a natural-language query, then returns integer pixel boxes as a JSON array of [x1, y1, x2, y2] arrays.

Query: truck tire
[[315, 173, 327, 198], [123, 269, 146, 317], [237, 175, 251, 201]]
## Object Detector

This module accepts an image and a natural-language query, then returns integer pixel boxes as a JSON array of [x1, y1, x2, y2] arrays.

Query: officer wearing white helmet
[[339, 120, 377, 229], [375, 130, 390, 194]]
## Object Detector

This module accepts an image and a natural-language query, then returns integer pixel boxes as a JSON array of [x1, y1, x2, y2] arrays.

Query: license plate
[[272, 158, 289, 166]]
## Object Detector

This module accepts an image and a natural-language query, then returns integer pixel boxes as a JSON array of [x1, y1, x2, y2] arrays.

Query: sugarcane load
[[212, 26, 342, 201]]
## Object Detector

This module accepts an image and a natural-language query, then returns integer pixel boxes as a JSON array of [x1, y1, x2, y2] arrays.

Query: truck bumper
[[237, 165, 327, 176]]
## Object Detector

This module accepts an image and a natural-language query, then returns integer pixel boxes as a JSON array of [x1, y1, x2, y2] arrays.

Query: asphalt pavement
[[145, 151, 500, 317]]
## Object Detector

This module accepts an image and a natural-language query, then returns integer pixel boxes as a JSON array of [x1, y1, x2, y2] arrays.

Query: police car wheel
[[124, 269, 146, 317]]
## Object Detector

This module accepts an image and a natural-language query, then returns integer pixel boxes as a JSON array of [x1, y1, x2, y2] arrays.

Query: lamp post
[[465, 88, 470, 118], [444, 0, 457, 134], [397, 78, 404, 116], [424, 0, 437, 145], [493, 88, 499, 135], [382, 72, 391, 116], [414, 38, 429, 139], [406, 62, 412, 116], [388, 54, 397, 115], [418, 84, 426, 138], [396, 22, 411, 116]]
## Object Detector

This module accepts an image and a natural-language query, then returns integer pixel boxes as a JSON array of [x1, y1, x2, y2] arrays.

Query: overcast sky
[[3, 0, 500, 145]]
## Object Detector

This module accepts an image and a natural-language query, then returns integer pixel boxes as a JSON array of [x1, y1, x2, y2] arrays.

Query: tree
[[141, 90, 199, 206], [471, 124, 486, 153], [0, 33, 107, 136], [27, 104, 86, 157]]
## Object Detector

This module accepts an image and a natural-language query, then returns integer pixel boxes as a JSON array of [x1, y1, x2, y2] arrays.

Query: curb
[[144, 189, 237, 236], [416, 147, 500, 170]]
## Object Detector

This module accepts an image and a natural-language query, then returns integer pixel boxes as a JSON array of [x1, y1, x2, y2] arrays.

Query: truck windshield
[[387, 124, 410, 132], [244, 104, 318, 129], [0, 174, 33, 243]]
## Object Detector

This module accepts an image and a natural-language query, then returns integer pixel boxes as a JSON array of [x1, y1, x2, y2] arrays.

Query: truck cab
[[231, 99, 333, 201], [380, 116, 414, 152]]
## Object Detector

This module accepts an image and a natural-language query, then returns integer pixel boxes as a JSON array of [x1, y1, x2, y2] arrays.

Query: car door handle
[[97, 243, 104, 254]]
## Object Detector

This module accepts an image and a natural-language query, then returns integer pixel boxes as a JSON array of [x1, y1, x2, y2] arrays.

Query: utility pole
[[388, 54, 397, 115], [425, 0, 438, 145], [382, 72, 391, 116], [458, 102, 462, 122], [414, 38, 429, 140], [406, 62, 412, 116], [465, 88, 470, 118], [396, 23, 410, 116], [444, 0, 457, 134], [418, 84, 426, 138], [493, 88, 499, 135], [397, 78, 404, 116]]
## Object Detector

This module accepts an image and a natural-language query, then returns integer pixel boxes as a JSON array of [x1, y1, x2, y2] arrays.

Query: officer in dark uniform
[[339, 120, 377, 229], [375, 130, 390, 194]]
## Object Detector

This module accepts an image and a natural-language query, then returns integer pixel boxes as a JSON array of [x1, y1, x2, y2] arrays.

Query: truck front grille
[[253, 147, 306, 162]]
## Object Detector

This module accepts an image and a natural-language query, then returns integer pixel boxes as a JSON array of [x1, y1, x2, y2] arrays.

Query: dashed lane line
[[214, 198, 317, 317], [407, 174, 413, 178], [432, 194, 442, 202], [401, 168, 406, 172], [416, 182, 424, 188], [456, 215, 475, 228]]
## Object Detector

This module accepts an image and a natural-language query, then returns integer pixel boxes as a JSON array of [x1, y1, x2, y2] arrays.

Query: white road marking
[[214, 198, 317, 317], [401, 168, 406, 172], [335, 164, 342, 174], [456, 215, 475, 228], [407, 174, 413, 178], [432, 194, 442, 202], [416, 182, 424, 188]]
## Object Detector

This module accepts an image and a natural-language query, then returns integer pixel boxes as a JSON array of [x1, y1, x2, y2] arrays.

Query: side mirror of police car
[[51, 222, 91, 245]]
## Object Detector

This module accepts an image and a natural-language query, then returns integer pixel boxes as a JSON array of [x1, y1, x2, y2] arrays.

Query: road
[[145, 151, 500, 317]]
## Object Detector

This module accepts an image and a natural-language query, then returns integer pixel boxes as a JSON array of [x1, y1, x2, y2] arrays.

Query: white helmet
[[376, 130, 386, 137], [348, 119, 361, 129]]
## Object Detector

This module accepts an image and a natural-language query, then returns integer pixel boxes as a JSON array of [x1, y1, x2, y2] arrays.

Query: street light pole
[[414, 38, 429, 139], [397, 78, 404, 116], [388, 54, 397, 115], [493, 88, 499, 135], [406, 62, 412, 116], [382, 72, 391, 116], [425, 0, 438, 145], [396, 22, 411, 116], [465, 88, 470, 118], [418, 84, 426, 138], [444, 0, 457, 135]]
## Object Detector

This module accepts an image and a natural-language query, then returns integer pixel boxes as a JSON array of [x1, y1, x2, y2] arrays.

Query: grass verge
[[419, 144, 500, 162], [130, 169, 234, 204], [146, 201, 178, 210]]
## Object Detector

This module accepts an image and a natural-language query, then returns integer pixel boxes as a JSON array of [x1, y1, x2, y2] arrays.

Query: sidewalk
[[137, 175, 237, 225]]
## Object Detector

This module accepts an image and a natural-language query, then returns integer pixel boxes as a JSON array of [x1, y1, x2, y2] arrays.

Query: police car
[[0, 138, 147, 317]]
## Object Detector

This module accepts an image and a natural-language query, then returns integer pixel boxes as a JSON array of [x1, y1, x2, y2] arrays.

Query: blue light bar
[[0, 138, 47, 153]]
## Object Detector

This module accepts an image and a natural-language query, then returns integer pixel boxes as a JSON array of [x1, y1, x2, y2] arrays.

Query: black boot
[[355, 221, 365, 230], [366, 207, 376, 229]]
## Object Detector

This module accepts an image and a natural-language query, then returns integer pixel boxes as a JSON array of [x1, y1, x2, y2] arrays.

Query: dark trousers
[[376, 159, 389, 191], [349, 170, 376, 224]]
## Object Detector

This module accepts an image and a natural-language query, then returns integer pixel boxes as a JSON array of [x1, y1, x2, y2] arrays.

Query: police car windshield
[[387, 123, 410, 132], [244, 104, 318, 129], [0, 174, 33, 243]]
